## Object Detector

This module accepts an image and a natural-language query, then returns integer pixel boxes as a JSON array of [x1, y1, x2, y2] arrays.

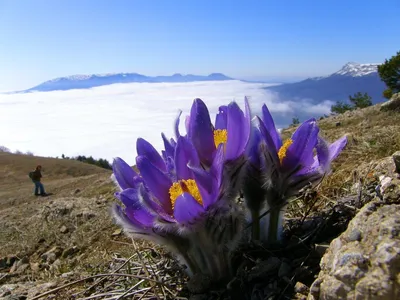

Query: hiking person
[[29, 165, 47, 196]]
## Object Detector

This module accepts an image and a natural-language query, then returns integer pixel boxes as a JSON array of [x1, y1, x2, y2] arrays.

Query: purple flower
[[111, 135, 244, 279], [244, 104, 347, 242], [176, 98, 251, 199]]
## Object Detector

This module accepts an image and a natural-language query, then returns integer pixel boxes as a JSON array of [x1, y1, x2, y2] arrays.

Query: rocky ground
[[1, 94, 400, 300]]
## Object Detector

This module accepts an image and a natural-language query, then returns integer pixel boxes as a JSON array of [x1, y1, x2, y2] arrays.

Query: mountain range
[[264, 62, 386, 104], [21, 73, 233, 92], [15, 62, 386, 105]]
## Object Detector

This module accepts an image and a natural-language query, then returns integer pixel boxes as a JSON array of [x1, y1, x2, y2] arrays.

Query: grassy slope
[[282, 103, 400, 216], [0, 102, 399, 296]]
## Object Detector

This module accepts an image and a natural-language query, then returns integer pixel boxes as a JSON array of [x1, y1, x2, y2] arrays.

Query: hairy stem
[[251, 209, 260, 240], [267, 207, 281, 244]]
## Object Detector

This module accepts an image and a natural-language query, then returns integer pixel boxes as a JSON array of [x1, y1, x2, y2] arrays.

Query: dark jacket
[[31, 169, 42, 182]]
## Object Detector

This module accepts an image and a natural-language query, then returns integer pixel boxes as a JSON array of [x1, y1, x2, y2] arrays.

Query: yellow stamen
[[169, 179, 203, 209], [278, 139, 293, 164], [214, 129, 228, 148]]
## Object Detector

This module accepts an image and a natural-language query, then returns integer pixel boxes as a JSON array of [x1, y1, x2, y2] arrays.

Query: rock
[[74, 188, 81, 194], [112, 228, 122, 236], [59, 225, 69, 234], [380, 177, 400, 204], [61, 271, 75, 278], [335, 122, 341, 127], [248, 257, 281, 280], [30, 262, 41, 273], [347, 228, 362, 242], [380, 93, 400, 112], [15, 264, 29, 274], [49, 259, 61, 273], [41, 246, 63, 262], [294, 293, 307, 300], [62, 246, 79, 258], [9, 257, 29, 273], [308, 202, 400, 300], [295, 282, 309, 295], [393, 151, 400, 174]]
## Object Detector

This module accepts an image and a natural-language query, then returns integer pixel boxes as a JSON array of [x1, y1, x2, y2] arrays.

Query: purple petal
[[316, 137, 330, 171], [112, 157, 138, 190], [137, 185, 175, 222], [189, 166, 213, 208], [112, 204, 151, 232], [246, 126, 262, 167], [162, 133, 175, 159], [188, 98, 215, 166], [210, 143, 224, 188], [215, 105, 228, 129], [257, 116, 280, 165], [284, 119, 319, 169], [136, 156, 173, 214], [329, 136, 347, 162], [226, 101, 247, 160], [174, 110, 183, 138], [185, 115, 190, 133], [174, 137, 200, 180], [173, 192, 205, 223], [125, 206, 154, 227], [137, 138, 166, 172], [262, 104, 282, 150], [117, 188, 140, 208]]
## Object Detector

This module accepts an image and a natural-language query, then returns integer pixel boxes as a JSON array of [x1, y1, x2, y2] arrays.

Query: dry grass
[[284, 104, 400, 218], [1, 103, 399, 299]]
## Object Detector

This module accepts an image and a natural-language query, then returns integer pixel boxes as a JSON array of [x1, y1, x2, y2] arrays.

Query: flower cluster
[[111, 98, 347, 281]]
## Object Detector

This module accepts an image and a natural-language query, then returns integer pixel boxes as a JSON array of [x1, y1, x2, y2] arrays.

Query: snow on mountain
[[265, 62, 385, 104], [333, 62, 379, 77]]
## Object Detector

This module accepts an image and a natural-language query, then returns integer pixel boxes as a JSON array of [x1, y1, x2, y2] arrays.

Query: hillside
[[18, 72, 233, 92], [1, 100, 400, 299], [265, 62, 386, 104]]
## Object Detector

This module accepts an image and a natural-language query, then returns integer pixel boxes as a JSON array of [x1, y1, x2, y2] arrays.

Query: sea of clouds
[[0, 80, 334, 165]]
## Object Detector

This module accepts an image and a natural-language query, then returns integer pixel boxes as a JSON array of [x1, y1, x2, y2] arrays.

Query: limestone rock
[[41, 246, 63, 263], [59, 225, 69, 234], [308, 202, 400, 300]]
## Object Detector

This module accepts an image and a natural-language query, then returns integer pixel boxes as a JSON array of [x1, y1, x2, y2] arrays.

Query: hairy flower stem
[[251, 210, 260, 240], [267, 208, 281, 244]]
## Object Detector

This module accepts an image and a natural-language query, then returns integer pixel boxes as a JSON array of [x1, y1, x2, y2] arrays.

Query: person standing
[[30, 165, 47, 196]]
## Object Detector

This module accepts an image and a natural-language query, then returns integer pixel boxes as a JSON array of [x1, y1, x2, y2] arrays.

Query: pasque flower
[[111, 135, 244, 280], [176, 98, 251, 198], [244, 104, 347, 243]]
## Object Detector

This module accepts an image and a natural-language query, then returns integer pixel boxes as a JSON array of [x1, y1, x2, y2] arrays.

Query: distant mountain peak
[[333, 62, 380, 77]]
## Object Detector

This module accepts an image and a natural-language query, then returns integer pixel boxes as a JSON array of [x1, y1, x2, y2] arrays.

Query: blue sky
[[0, 0, 399, 91]]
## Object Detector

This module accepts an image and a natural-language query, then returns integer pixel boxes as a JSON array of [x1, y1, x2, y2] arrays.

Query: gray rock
[[393, 151, 400, 174], [308, 202, 400, 300], [41, 246, 63, 262], [295, 282, 309, 295], [59, 225, 69, 234]]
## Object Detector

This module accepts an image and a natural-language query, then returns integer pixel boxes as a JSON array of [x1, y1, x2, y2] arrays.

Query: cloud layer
[[0, 80, 333, 165]]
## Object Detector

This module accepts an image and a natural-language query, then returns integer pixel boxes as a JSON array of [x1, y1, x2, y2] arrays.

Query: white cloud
[[0, 80, 329, 165]]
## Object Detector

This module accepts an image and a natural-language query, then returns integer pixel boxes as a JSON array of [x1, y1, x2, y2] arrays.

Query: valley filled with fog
[[0, 80, 333, 165]]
